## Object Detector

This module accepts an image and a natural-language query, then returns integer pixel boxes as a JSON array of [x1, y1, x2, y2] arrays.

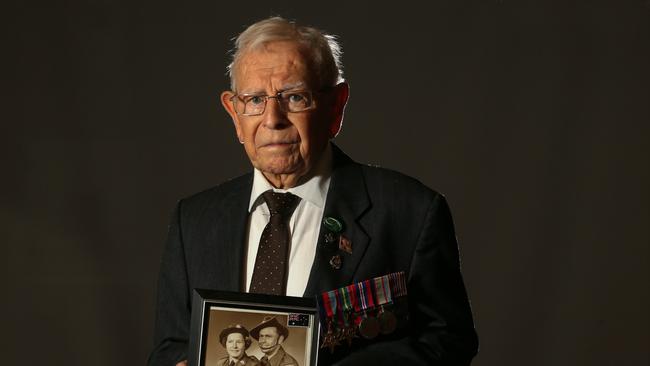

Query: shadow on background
[[4, 1, 649, 365]]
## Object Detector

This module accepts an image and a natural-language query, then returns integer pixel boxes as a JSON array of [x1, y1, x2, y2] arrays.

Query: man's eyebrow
[[239, 82, 306, 95], [238, 88, 265, 95], [278, 82, 305, 91]]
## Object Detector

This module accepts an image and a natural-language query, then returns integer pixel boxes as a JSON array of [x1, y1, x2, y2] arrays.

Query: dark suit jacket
[[148, 145, 478, 366]]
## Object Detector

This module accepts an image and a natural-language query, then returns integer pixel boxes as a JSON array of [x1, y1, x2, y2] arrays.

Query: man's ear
[[278, 335, 285, 344], [221, 91, 244, 143], [328, 82, 350, 138]]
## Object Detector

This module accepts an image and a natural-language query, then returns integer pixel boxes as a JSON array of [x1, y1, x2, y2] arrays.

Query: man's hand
[[176, 361, 187, 366]]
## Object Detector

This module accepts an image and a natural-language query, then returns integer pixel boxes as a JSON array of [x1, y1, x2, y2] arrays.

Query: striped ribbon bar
[[319, 289, 338, 327], [357, 279, 376, 311], [317, 271, 408, 331], [338, 286, 353, 323], [327, 289, 338, 316], [333, 288, 345, 328], [388, 271, 407, 297], [373, 275, 392, 306]]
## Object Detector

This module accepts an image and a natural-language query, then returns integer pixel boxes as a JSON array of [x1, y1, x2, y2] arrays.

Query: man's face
[[257, 326, 283, 354], [225, 333, 245, 358], [221, 41, 348, 187]]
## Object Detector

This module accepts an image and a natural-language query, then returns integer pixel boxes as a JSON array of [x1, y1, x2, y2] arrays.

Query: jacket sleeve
[[148, 200, 191, 365], [335, 193, 479, 366]]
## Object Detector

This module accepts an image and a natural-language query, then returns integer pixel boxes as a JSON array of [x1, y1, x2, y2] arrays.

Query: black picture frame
[[188, 289, 320, 366]]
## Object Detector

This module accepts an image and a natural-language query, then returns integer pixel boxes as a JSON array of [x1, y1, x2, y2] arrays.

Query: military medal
[[317, 271, 409, 348], [374, 275, 397, 334], [317, 292, 338, 353], [338, 286, 357, 346], [357, 280, 380, 339], [322, 322, 339, 353], [358, 313, 380, 339], [332, 289, 347, 344], [318, 290, 340, 353]]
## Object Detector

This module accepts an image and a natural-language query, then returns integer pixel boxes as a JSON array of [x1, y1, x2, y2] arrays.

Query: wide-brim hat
[[249, 316, 289, 340], [219, 324, 250, 347]]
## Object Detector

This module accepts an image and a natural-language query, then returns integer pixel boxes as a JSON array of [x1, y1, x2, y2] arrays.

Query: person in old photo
[[216, 325, 260, 366]]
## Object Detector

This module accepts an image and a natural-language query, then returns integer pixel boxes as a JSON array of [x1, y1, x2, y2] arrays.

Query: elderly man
[[216, 325, 259, 366], [148, 17, 478, 366], [249, 317, 298, 366]]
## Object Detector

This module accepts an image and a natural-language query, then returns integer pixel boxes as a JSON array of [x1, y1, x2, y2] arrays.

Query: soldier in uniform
[[216, 324, 260, 366], [250, 317, 298, 366]]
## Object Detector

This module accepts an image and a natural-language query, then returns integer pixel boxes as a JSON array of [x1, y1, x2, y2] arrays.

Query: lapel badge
[[324, 232, 337, 244], [329, 254, 342, 270], [323, 216, 343, 233], [338, 234, 352, 254]]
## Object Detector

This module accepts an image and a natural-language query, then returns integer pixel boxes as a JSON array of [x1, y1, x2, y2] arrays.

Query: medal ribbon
[[318, 271, 407, 328], [398, 271, 407, 296], [336, 287, 350, 327], [326, 289, 338, 317], [346, 283, 362, 326], [357, 279, 376, 311], [373, 275, 392, 306], [320, 290, 337, 329], [347, 284, 360, 312], [317, 293, 328, 328], [389, 271, 407, 297]]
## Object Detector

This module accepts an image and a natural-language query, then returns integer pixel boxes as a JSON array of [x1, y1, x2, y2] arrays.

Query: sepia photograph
[[189, 289, 319, 366]]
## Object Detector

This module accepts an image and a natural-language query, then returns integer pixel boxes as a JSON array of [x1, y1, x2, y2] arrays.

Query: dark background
[[4, 0, 648, 365]]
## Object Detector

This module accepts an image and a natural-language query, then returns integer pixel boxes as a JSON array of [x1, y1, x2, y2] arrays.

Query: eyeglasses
[[230, 90, 316, 116]]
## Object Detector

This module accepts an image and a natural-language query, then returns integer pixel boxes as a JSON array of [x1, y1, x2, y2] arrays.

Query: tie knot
[[262, 190, 300, 218]]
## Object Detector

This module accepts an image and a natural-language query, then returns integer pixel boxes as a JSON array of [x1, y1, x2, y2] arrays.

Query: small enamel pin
[[338, 234, 353, 254], [329, 254, 342, 270], [323, 216, 343, 233], [324, 232, 337, 244]]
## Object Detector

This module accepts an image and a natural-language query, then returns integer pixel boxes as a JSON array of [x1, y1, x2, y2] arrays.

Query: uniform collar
[[248, 144, 332, 212]]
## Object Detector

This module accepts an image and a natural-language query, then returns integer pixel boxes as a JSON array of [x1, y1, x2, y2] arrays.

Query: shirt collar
[[248, 144, 332, 212]]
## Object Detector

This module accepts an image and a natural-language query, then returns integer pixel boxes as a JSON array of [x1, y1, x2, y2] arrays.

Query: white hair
[[227, 17, 344, 91]]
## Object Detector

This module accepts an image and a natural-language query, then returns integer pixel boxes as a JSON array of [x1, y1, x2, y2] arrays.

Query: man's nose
[[261, 97, 289, 129]]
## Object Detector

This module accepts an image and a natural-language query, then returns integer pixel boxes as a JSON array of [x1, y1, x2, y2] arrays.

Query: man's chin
[[256, 160, 305, 177]]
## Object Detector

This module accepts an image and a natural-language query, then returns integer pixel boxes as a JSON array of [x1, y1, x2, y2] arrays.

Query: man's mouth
[[260, 140, 299, 148]]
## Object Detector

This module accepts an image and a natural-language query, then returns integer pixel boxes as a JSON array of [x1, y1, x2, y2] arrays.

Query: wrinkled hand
[[175, 361, 187, 366]]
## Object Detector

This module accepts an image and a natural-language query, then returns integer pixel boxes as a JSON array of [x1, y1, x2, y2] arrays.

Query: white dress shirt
[[244, 145, 332, 296]]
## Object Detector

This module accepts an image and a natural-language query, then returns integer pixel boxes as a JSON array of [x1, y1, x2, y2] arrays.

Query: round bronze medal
[[358, 316, 380, 339], [378, 310, 397, 334]]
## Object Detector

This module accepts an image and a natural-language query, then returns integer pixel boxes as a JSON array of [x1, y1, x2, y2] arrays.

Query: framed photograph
[[188, 289, 320, 366]]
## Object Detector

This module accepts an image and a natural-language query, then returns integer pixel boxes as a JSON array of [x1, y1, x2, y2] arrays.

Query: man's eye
[[247, 96, 265, 105], [287, 93, 306, 103]]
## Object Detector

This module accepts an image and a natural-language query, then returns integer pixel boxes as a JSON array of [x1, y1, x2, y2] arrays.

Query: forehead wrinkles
[[236, 43, 314, 93]]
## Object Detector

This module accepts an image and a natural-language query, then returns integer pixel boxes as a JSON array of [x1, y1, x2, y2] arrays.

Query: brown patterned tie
[[249, 190, 301, 295]]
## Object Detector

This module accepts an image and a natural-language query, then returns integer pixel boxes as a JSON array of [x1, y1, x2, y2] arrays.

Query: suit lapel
[[197, 174, 252, 292], [303, 145, 371, 296]]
